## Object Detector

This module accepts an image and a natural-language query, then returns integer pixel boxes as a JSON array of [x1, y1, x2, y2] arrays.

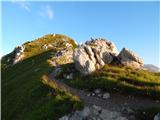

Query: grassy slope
[[60, 64, 160, 98], [2, 34, 160, 119], [1, 34, 82, 120], [58, 64, 160, 118], [1, 34, 77, 70]]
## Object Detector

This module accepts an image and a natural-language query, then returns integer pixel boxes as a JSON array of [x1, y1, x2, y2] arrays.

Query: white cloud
[[11, 0, 31, 12], [46, 5, 54, 20], [39, 5, 54, 20], [20, 2, 31, 12]]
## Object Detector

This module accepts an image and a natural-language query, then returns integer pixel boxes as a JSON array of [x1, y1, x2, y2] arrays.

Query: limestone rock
[[73, 45, 97, 75], [118, 48, 143, 68], [94, 89, 101, 94], [73, 38, 119, 75], [73, 38, 144, 75], [102, 93, 110, 99], [13, 45, 25, 64]]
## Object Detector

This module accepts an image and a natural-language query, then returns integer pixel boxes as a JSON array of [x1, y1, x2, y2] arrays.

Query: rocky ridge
[[73, 38, 144, 75]]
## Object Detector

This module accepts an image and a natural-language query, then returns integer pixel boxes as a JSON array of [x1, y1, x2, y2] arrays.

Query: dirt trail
[[48, 73, 160, 112]]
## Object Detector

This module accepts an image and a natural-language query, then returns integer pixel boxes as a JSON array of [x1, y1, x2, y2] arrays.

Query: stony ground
[[49, 73, 160, 120]]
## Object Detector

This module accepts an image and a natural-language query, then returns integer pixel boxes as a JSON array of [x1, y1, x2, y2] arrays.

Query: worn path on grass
[[48, 72, 160, 113]]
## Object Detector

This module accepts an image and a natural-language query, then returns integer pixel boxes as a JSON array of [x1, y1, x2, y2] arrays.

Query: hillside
[[1, 34, 83, 120], [1, 34, 160, 120]]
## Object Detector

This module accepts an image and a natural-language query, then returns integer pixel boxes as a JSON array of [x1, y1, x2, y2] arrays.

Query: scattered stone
[[66, 73, 73, 79], [94, 89, 101, 94], [59, 105, 128, 120], [97, 94, 102, 97], [102, 93, 110, 99], [99, 109, 122, 120], [154, 113, 160, 120], [92, 105, 102, 113], [87, 93, 91, 97], [80, 107, 90, 118], [121, 107, 134, 115], [43, 44, 48, 49], [91, 93, 96, 96]]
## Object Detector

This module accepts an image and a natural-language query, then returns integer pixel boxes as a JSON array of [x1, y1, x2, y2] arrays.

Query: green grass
[[1, 34, 77, 70], [23, 34, 77, 59], [1, 50, 83, 120], [62, 64, 160, 98]]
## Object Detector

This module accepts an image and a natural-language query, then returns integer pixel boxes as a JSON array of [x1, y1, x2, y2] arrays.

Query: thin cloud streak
[[39, 5, 54, 20], [11, 0, 31, 12], [46, 5, 54, 20]]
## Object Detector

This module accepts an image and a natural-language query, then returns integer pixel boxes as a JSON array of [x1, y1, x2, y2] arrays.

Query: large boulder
[[118, 48, 144, 68], [73, 38, 119, 75]]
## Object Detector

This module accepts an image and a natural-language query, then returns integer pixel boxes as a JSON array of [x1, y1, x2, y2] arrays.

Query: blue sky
[[1, 1, 159, 66]]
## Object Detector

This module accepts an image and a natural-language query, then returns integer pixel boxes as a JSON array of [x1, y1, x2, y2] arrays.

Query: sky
[[1, 1, 160, 66]]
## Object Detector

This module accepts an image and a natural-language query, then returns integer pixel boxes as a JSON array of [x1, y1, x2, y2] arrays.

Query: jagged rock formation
[[73, 38, 144, 75], [73, 38, 119, 75], [13, 45, 25, 64]]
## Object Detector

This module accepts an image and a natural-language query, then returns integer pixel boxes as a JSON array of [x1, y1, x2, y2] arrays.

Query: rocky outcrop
[[118, 48, 143, 68], [13, 46, 25, 64], [59, 105, 128, 120], [49, 47, 74, 66], [73, 38, 144, 75], [73, 38, 119, 75]]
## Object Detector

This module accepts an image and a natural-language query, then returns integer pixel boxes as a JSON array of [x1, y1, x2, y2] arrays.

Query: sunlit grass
[[63, 64, 160, 98], [1, 50, 83, 120]]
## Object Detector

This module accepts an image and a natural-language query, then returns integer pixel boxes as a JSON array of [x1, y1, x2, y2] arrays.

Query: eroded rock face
[[13, 46, 25, 64], [73, 38, 144, 75], [73, 38, 119, 75], [118, 48, 144, 68]]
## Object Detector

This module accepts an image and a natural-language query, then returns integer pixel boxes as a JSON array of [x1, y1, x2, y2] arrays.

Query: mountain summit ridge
[[1, 34, 160, 120]]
